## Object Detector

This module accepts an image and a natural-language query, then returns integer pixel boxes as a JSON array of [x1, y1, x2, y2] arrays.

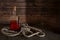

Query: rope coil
[[1, 24, 45, 37]]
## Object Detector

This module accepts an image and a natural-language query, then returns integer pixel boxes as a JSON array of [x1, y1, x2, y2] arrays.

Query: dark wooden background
[[0, 0, 60, 32], [26, 0, 60, 32]]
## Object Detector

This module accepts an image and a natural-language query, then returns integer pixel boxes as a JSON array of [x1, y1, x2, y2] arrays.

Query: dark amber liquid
[[10, 20, 20, 31]]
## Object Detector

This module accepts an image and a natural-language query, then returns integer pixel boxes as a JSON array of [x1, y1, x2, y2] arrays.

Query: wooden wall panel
[[26, 0, 60, 32], [0, 0, 26, 23]]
